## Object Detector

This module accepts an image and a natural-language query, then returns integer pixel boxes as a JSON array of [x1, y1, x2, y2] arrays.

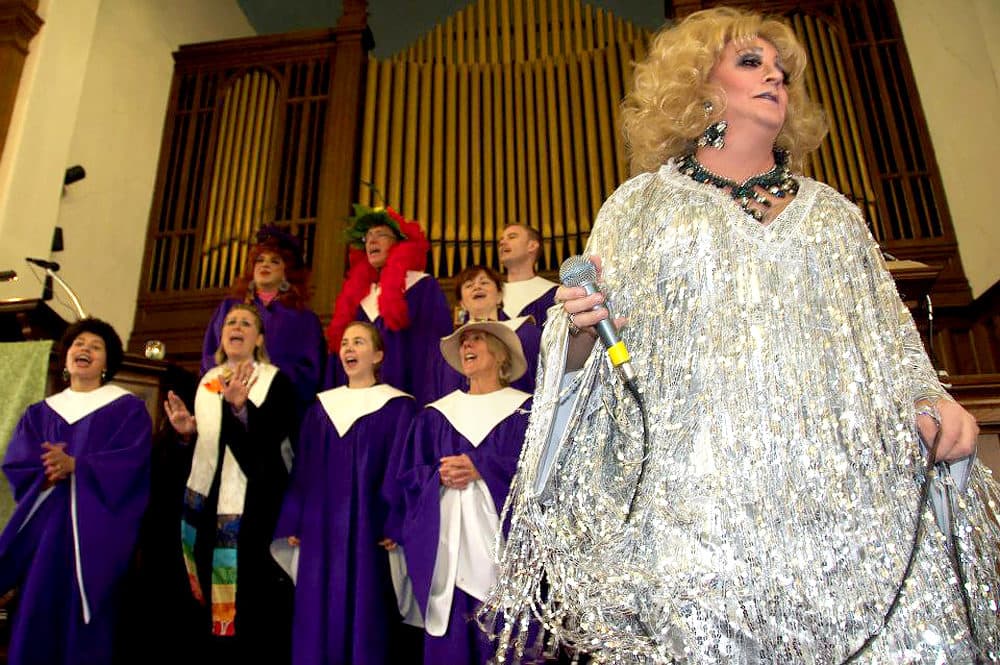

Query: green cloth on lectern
[[0, 340, 53, 528]]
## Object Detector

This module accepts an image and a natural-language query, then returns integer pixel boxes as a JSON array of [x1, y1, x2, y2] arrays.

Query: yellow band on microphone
[[607, 341, 630, 367]]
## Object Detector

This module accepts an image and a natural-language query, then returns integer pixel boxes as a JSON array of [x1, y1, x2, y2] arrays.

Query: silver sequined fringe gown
[[480, 161, 1000, 664]]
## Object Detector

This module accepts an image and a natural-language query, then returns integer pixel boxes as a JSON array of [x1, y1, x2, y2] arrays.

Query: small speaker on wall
[[64, 165, 86, 185]]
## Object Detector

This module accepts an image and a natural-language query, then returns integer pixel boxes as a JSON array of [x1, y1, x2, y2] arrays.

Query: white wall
[[0, 0, 255, 342], [0, 0, 101, 304], [56, 0, 255, 341], [896, 0, 1000, 299]]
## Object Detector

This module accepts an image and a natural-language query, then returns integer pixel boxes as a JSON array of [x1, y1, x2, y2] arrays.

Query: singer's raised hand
[[223, 361, 257, 411], [164, 390, 197, 439]]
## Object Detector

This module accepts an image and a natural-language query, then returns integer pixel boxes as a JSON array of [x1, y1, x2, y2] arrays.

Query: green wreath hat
[[345, 203, 409, 248]]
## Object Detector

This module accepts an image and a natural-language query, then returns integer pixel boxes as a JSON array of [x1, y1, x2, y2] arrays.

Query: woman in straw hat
[[394, 320, 532, 664]]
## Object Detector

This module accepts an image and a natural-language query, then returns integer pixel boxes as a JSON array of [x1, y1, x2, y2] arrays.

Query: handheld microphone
[[559, 255, 636, 385], [26, 257, 60, 271]]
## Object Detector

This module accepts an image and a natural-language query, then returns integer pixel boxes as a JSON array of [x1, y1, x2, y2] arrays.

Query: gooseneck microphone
[[26, 257, 61, 271], [559, 255, 636, 385]]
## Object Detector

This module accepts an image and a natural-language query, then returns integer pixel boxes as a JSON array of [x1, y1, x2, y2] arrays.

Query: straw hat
[[439, 320, 527, 382]]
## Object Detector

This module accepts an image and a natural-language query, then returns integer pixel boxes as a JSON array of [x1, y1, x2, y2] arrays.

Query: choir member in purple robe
[[325, 204, 452, 405], [201, 224, 326, 418], [397, 320, 532, 664], [167, 303, 295, 663], [432, 264, 541, 398], [498, 223, 558, 327], [272, 321, 418, 664], [0, 318, 151, 665]]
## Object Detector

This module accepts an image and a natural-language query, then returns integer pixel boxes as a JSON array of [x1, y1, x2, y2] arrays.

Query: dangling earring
[[101, 369, 107, 382], [62, 367, 70, 382], [698, 100, 727, 150], [278, 279, 290, 293], [697, 120, 728, 150]]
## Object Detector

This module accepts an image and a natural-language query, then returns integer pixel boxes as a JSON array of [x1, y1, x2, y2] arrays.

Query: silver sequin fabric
[[480, 162, 1000, 664]]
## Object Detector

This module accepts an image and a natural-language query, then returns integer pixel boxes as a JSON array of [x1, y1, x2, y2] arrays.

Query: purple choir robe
[[397, 390, 531, 664], [502, 276, 558, 328], [328, 273, 453, 405], [271, 385, 416, 665], [202, 296, 327, 416], [430, 316, 541, 400], [0, 387, 151, 665]]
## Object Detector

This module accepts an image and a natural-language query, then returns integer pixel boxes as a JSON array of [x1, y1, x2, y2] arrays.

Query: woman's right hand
[[556, 255, 608, 337], [164, 390, 197, 438], [556, 255, 626, 371]]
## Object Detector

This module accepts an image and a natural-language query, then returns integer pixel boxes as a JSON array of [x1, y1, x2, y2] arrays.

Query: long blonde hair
[[621, 7, 827, 174]]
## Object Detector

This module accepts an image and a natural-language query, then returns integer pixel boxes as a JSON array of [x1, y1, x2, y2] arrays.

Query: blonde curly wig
[[621, 7, 828, 174]]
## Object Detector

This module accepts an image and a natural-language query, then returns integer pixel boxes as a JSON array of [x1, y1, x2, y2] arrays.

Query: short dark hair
[[452, 264, 504, 302], [504, 223, 543, 260], [59, 318, 124, 383], [512, 223, 542, 246]]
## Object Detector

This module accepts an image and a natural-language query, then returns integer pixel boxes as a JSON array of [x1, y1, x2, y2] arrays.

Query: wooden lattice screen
[[129, 16, 371, 368]]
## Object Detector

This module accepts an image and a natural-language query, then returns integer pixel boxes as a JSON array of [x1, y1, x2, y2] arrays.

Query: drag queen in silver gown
[[481, 7, 1000, 664]]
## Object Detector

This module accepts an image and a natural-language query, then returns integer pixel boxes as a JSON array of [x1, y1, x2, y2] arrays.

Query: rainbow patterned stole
[[181, 363, 278, 638], [181, 488, 242, 636]]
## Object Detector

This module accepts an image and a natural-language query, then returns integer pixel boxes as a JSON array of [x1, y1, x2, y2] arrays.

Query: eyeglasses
[[363, 230, 396, 243]]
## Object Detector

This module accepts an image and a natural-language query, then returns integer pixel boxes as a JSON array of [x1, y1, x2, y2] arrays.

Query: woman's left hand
[[439, 454, 481, 490], [41, 442, 75, 483], [917, 399, 979, 462], [222, 361, 257, 411]]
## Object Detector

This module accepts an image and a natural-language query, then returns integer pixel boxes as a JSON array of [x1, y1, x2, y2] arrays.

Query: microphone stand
[[43, 267, 87, 320]]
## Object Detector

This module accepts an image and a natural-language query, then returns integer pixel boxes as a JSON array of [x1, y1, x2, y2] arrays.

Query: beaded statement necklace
[[678, 150, 799, 222]]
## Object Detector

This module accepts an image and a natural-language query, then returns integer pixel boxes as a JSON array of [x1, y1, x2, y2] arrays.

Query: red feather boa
[[326, 212, 430, 351]]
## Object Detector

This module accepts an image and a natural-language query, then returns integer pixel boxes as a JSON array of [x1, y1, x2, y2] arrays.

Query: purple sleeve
[[523, 286, 558, 328], [1, 404, 48, 502], [73, 401, 152, 513], [265, 307, 327, 410], [407, 279, 454, 406], [273, 401, 326, 541], [427, 349, 465, 404], [464, 400, 531, 513], [380, 398, 418, 541], [395, 409, 447, 608], [512, 323, 541, 394], [74, 398, 152, 619]]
